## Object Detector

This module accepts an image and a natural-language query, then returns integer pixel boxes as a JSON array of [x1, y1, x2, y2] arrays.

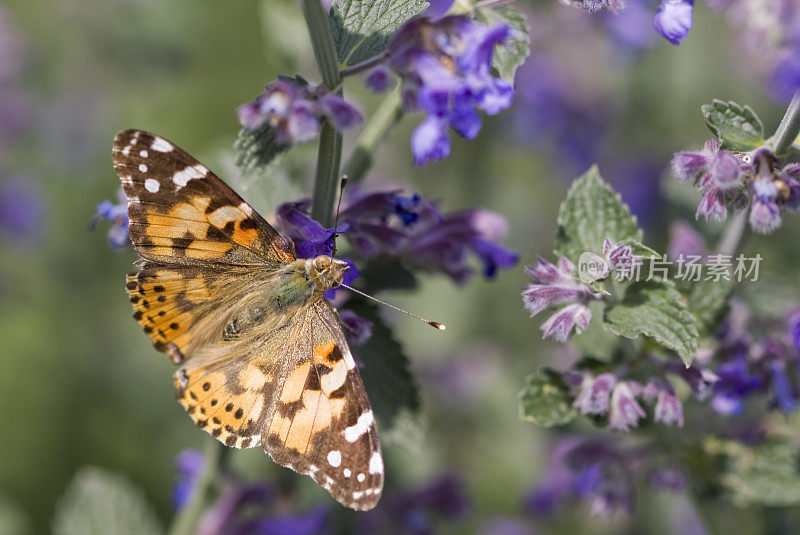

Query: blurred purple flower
[[667, 220, 705, 259], [646, 465, 687, 492], [481, 518, 531, 535], [387, 16, 514, 165], [652, 385, 684, 427], [90, 188, 129, 249], [361, 474, 470, 535], [770, 43, 800, 101], [523, 256, 596, 343], [340, 309, 373, 345], [238, 77, 362, 144], [365, 66, 392, 93], [604, 0, 658, 52], [0, 177, 44, 242], [235, 506, 330, 535], [172, 448, 204, 510], [573, 373, 616, 415], [789, 308, 800, 354], [654, 0, 693, 45]]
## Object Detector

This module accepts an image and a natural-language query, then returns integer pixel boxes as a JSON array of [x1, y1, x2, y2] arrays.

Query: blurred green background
[[1, 0, 797, 533]]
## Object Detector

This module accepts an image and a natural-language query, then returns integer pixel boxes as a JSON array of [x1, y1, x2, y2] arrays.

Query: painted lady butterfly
[[112, 129, 383, 510]]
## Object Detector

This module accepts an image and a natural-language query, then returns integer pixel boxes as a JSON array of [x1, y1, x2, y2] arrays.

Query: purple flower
[[769, 360, 798, 413], [91, 188, 129, 249], [602, 237, 642, 275], [770, 42, 800, 102], [235, 506, 330, 535], [172, 449, 204, 510], [609, 382, 646, 432], [749, 178, 782, 233], [339, 309, 373, 345], [789, 309, 800, 355], [653, 386, 684, 427], [0, 177, 44, 242], [654, 0, 693, 46], [572, 373, 617, 415], [387, 16, 513, 165], [365, 66, 392, 93], [604, 0, 658, 52], [523, 256, 596, 343], [667, 220, 705, 259], [711, 355, 760, 415], [238, 78, 362, 144]]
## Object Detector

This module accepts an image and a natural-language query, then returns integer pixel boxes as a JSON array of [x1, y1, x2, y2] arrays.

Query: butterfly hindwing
[[112, 129, 295, 266], [263, 303, 384, 510]]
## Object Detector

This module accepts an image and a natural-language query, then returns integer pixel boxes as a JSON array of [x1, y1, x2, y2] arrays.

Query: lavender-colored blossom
[[771, 43, 800, 102], [749, 178, 782, 233], [653, 387, 684, 427], [523, 256, 596, 343], [339, 309, 373, 345], [667, 220, 705, 259], [654, 0, 693, 45], [172, 449, 204, 510], [789, 309, 800, 354], [364, 66, 392, 93], [769, 360, 798, 413], [572, 373, 616, 415], [711, 356, 759, 415], [386, 16, 514, 165], [609, 382, 646, 432], [235, 506, 330, 535], [238, 77, 362, 144], [91, 188, 129, 249], [602, 237, 642, 274], [604, 0, 658, 52]]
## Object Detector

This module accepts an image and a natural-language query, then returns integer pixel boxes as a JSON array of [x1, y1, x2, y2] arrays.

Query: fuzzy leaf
[[687, 278, 732, 336], [474, 6, 530, 82], [518, 369, 576, 427], [722, 441, 800, 507], [234, 125, 290, 174], [52, 467, 162, 535], [330, 0, 429, 66], [702, 99, 765, 151], [555, 165, 642, 264], [343, 300, 419, 428], [603, 279, 699, 366]]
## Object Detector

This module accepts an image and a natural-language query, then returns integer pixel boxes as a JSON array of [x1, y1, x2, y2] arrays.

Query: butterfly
[[112, 129, 383, 510]]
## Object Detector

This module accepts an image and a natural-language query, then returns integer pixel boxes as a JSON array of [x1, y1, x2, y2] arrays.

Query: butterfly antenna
[[331, 176, 348, 260], [340, 283, 446, 331]]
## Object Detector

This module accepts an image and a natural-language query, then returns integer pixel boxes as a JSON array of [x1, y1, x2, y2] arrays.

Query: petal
[[411, 116, 451, 165]]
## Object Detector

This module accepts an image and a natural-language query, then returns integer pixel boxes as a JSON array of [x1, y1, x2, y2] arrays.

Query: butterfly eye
[[313, 256, 332, 271]]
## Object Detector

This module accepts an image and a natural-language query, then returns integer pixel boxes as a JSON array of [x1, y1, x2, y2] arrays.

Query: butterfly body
[[112, 129, 383, 510]]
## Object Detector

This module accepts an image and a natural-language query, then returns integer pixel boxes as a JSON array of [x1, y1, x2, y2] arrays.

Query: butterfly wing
[[112, 129, 295, 265], [262, 302, 384, 510]]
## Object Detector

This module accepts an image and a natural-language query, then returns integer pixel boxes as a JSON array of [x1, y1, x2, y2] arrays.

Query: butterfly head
[[309, 255, 349, 291]]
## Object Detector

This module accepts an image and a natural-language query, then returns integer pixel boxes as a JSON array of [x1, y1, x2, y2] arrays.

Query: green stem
[[342, 89, 404, 183], [715, 210, 748, 257], [302, 0, 343, 227], [168, 441, 226, 535], [770, 91, 800, 156]]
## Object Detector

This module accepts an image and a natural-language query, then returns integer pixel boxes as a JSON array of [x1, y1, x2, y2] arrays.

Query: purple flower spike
[[238, 78, 362, 145], [696, 186, 727, 222], [91, 188, 130, 249], [654, 0, 694, 46], [609, 382, 646, 432], [387, 15, 514, 165], [573, 373, 617, 415], [749, 179, 782, 233]]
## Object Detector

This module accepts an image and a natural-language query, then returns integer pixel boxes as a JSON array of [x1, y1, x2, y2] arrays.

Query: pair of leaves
[[554, 166, 700, 365]]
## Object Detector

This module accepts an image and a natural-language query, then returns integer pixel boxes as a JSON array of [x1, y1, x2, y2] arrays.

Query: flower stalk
[[302, 0, 344, 227], [770, 91, 800, 156], [168, 440, 226, 535]]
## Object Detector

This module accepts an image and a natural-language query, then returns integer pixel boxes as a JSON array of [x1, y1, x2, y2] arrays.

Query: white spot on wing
[[139, 164, 148, 173], [327, 450, 342, 467], [343, 468, 351, 478], [357, 473, 365, 482], [369, 452, 383, 474], [353, 491, 363, 499], [344, 410, 373, 443], [151, 136, 173, 152], [144, 178, 160, 193], [173, 166, 205, 188], [122, 146, 131, 156], [139, 149, 148, 157], [240, 202, 253, 216]]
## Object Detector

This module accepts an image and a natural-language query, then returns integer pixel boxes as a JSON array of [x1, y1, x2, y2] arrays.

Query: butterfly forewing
[[112, 129, 295, 265], [112, 129, 384, 510]]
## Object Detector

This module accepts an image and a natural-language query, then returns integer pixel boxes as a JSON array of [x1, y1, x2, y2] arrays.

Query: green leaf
[[572, 301, 620, 359], [357, 256, 418, 294], [701, 99, 765, 151], [686, 278, 732, 336], [722, 441, 800, 507], [618, 239, 660, 259], [474, 6, 530, 82], [343, 300, 419, 428], [330, 0, 428, 66], [555, 165, 642, 264], [234, 125, 290, 174], [52, 467, 162, 535], [603, 279, 699, 366], [518, 369, 576, 427]]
